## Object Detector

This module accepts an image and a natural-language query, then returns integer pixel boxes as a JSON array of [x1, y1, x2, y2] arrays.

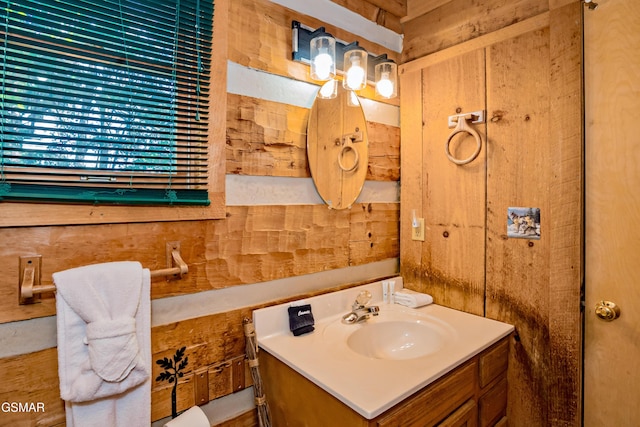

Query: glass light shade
[[343, 48, 368, 91], [375, 61, 398, 99], [318, 79, 338, 99], [310, 35, 336, 81]]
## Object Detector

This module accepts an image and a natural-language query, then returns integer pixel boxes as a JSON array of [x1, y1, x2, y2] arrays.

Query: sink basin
[[347, 320, 446, 360], [322, 305, 458, 361]]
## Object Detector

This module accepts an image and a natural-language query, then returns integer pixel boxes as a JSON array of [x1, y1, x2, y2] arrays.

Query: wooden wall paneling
[[403, 0, 451, 22], [229, 0, 401, 85], [349, 203, 400, 265], [1, 203, 398, 323], [0, 221, 208, 323], [547, 3, 583, 425], [226, 94, 310, 177], [225, 94, 399, 180], [367, 121, 401, 181], [152, 311, 250, 378], [330, 0, 404, 33], [485, 27, 552, 425], [401, 0, 548, 63], [400, 12, 551, 76], [0, 348, 65, 426], [204, 205, 352, 287], [418, 49, 486, 316], [399, 69, 424, 288], [350, 0, 407, 20]]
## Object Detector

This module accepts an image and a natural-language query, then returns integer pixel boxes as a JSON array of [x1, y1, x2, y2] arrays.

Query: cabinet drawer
[[376, 361, 476, 427], [479, 377, 507, 427], [479, 339, 509, 388], [437, 399, 478, 427]]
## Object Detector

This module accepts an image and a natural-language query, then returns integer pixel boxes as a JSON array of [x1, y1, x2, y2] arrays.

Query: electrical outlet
[[412, 218, 425, 241]]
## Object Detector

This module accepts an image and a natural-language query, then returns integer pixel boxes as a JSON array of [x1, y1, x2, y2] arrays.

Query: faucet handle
[[354, 290, 372, 307]]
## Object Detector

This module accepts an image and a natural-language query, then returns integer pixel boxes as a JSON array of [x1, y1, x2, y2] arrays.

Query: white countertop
[[253, 277, 514, 419]]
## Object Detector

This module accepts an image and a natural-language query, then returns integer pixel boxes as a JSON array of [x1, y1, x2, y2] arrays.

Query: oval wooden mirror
[[307, 83, 369, 209]]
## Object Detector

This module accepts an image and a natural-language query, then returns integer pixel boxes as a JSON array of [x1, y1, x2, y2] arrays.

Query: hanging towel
[[54, 261, 151, 427]]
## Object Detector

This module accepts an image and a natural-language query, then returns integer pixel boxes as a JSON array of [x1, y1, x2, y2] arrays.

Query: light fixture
[[291, 21, 398, 99], [374, 59, 397, 99], [342, 44, 367, 91], [309, 29, 335, 81]]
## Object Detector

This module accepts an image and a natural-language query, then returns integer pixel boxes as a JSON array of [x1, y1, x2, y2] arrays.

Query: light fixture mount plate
[[292, 20, 394, 85]]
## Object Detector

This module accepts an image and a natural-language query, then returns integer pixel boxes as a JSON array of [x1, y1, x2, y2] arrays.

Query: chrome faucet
[[342, 290, 380, 324]]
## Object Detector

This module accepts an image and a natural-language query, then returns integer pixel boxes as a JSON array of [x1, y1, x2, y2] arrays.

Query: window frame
[[0, 0, 227, 227]]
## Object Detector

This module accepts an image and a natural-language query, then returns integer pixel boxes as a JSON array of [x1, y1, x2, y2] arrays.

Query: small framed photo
[[507, 207, 540, 239]]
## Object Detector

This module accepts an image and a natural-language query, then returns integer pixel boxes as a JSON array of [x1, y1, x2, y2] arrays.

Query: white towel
[[54, 261, 151, 427], [393, 289, 434, 308]]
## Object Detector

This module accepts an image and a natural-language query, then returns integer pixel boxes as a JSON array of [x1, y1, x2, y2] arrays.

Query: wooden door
[[584, 0, 640, 424]]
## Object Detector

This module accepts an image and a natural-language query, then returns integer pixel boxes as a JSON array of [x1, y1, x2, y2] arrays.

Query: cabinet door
[[437, 399, 478, 427]]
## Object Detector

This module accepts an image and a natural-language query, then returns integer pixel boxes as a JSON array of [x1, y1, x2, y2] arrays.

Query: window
[[0, 0, 214, 205]]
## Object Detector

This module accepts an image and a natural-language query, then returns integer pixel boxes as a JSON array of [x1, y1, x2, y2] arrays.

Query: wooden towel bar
[[18, 241, 188, 305]]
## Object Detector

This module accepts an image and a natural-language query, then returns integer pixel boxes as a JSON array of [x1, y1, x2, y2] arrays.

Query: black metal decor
[[156, 346, 189, 419]]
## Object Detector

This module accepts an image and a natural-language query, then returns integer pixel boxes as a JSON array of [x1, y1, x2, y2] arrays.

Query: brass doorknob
[[595, 301, 620, 321]]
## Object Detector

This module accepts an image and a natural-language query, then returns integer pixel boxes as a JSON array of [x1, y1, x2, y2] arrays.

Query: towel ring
[[445, 115, 482, 165], [338, 141, 359, 172]]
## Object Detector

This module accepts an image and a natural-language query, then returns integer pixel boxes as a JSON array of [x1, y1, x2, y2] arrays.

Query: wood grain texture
[[400, 6, 582, 425], [349, 203, 400, 265], [226, 93, 399, 181], [343, 0, 407, 20], [0, 0, 402, 425], [399, 69, 424, 288], [226, 94, 310, 177], [584, 0, 640, 425], [367, 121, 401, 181], [401, 0, 548, 63], [229, 0, 400, 84], [485, 27, 552, 426], [404, 0, 452, 22], [399, 12, 550, 75], [0, 348, 65, 427], [547, 3, 583, 425], [417, 49, 487, 316], [331, 0, 404, 33], [0, 203, 398, 323]]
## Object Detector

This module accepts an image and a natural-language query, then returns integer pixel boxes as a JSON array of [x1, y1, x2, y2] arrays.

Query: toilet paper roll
[[163, 406, 209, 427]]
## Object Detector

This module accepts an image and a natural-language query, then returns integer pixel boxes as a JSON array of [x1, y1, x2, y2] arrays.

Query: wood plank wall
[[0, 0, 402, 425], [400, 1, 582, 426]]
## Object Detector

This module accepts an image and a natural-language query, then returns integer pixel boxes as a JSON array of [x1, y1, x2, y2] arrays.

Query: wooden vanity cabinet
[[260, 336, 510, 427]]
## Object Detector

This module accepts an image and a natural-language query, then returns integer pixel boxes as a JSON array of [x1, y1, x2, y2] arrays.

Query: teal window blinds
[[0, 0, 213, 205]]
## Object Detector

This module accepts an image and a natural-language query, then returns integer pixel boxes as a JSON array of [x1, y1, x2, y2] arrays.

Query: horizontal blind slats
[[0, 0, 214, 205]]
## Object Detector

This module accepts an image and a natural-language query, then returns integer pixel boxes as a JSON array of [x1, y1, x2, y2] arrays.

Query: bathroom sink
[[253, 278, 514, 419], [347, 320, 446, 360], [322, 304, 458, 361]]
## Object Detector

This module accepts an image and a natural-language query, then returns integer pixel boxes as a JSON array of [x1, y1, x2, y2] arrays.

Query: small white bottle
[[389, 280, 396, 304], [382, 281, 389, 303]]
